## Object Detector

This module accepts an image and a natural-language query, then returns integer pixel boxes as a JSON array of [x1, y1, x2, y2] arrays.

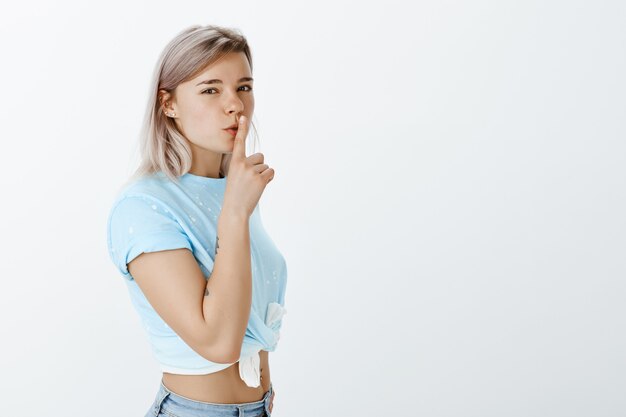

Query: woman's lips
[[224, 128, 238, 136]]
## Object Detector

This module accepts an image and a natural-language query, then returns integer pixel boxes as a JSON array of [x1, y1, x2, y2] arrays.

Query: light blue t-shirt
[[106, 171, 288, 384]]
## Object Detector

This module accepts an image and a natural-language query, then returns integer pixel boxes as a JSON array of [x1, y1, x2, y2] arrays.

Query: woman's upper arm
[[107, 195, 232, 364], [127, 248, 232, 364]]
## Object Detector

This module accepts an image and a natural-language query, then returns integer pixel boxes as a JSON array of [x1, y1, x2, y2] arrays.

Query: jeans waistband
[[150, 379, 274, 417]]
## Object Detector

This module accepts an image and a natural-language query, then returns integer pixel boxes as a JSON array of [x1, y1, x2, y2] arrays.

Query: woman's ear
[[158, 89, 177, 117], [220, 153, 233, 177]]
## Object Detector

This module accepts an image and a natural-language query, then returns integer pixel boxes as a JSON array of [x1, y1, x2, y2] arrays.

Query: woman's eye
[[201, 85, 253, 94]]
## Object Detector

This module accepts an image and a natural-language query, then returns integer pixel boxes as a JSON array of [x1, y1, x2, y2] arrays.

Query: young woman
[[106, 25, 288, 417]]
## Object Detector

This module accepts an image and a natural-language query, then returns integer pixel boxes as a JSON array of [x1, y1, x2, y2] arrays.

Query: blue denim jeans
[[145, 379, 274, 417]]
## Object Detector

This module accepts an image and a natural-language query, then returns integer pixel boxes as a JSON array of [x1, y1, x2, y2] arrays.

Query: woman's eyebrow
[[196, 77, 254, 86]]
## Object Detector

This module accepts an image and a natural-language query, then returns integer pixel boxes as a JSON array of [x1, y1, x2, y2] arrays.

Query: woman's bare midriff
[[161, 350, 271, 404]]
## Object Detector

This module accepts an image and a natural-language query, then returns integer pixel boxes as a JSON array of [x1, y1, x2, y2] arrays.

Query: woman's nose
[[225, 95, 244, 114]]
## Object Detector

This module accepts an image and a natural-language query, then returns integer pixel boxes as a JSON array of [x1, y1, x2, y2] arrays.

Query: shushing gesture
[[223, 115, 275, 218]]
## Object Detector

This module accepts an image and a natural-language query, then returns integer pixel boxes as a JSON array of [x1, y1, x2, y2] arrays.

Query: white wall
[[0, 0, 624, 416]]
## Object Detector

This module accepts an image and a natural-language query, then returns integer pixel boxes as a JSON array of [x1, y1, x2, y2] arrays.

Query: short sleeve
[[107, 196, 192, 281]]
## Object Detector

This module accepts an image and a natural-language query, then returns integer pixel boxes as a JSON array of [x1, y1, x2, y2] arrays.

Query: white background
[[0, 1, 624, 416]]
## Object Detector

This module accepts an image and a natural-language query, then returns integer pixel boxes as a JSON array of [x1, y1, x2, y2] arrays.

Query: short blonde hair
[[129, 24, 258, 184]]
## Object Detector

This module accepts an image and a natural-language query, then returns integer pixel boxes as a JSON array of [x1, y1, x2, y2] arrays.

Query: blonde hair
[[127, 24, 259, 185]]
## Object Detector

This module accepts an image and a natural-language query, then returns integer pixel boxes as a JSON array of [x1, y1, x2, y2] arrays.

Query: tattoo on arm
[[205, 235, 220, 298]]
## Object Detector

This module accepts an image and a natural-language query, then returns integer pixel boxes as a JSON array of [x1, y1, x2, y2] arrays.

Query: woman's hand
[[222, 115, 275, 219], [269, 389, 275, 413]]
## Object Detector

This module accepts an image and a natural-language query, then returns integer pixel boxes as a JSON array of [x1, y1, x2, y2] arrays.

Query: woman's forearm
[[202, 208, 252, 361]]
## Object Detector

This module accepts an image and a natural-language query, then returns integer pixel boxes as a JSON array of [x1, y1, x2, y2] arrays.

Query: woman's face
[[159, 51, 254, 155]]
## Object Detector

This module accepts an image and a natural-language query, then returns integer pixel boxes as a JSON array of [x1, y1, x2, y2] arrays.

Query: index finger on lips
[[234, 115, 248, 156]]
